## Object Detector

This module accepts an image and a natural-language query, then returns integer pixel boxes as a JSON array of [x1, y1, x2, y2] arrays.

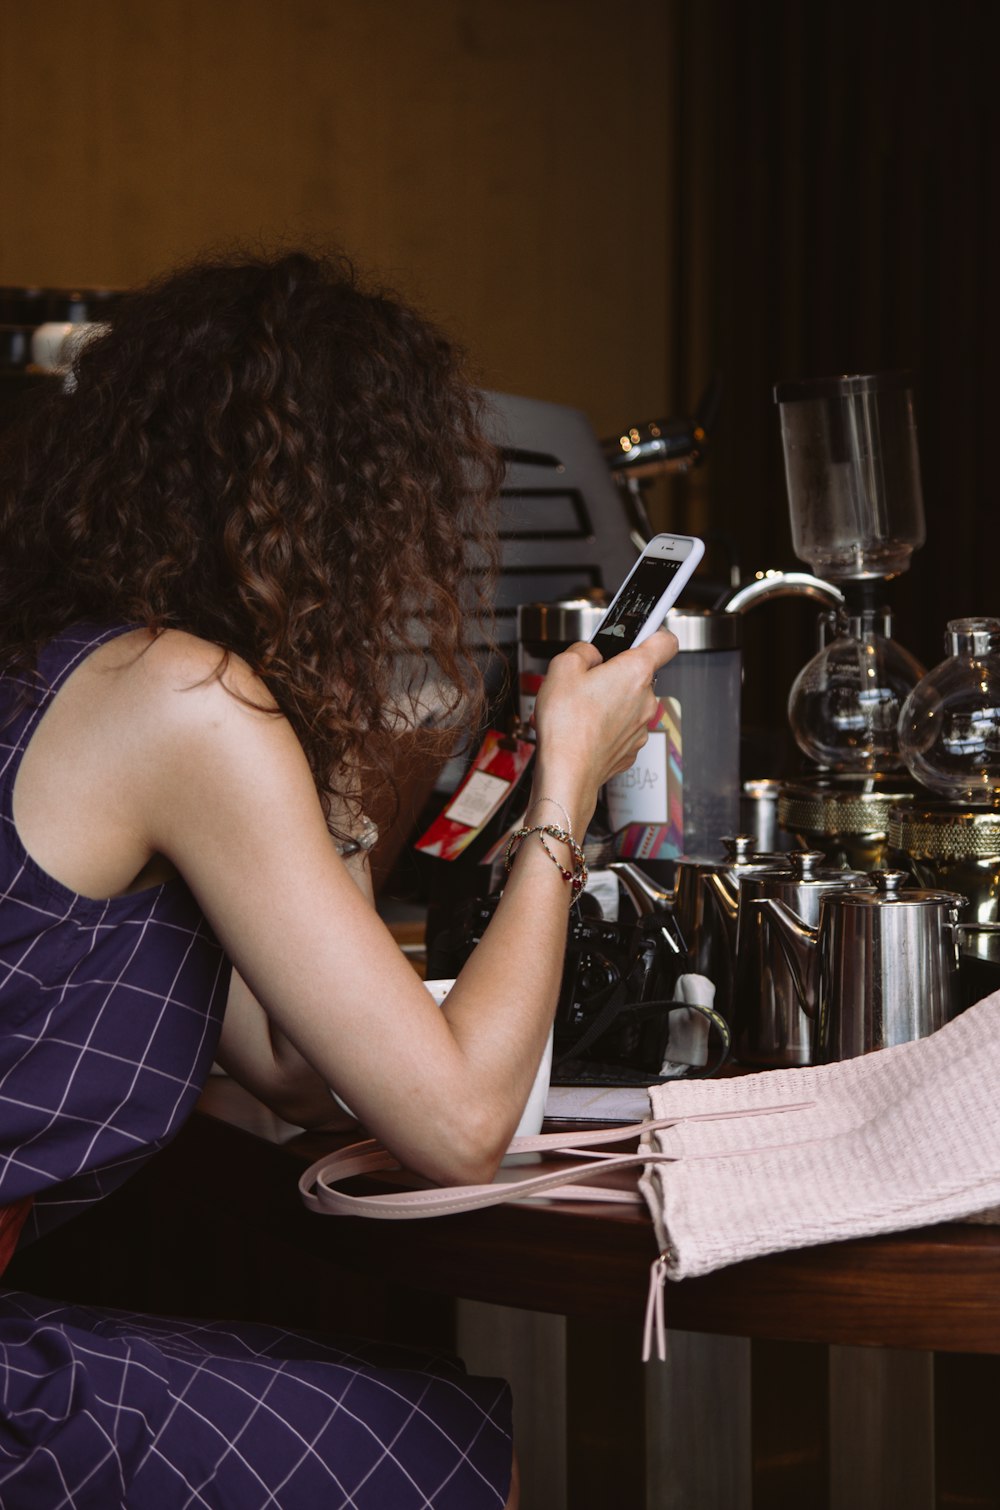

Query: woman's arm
[[215, 836, 372, 1127], [216, 970, 360, 1128], [120, 628, 677, 1185]]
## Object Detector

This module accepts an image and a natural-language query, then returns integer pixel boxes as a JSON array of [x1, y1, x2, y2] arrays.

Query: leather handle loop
[[298, 1116, 665, 1220], [298, 1103, 811, 1221]]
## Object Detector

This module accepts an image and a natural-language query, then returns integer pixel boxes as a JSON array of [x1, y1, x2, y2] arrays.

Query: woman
[[0, 250, 676, 1507]]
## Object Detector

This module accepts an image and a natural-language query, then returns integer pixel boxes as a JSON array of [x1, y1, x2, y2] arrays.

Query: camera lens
[[576, 953, 620, 999]]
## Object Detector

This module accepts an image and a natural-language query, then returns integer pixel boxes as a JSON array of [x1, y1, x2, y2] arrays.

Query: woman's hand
[[530, 627, 679, 820]]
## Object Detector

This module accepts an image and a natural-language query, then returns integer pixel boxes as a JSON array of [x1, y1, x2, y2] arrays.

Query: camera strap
[[554, 982, 732, 1082]]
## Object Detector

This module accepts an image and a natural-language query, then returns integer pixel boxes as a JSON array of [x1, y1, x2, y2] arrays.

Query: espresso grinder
[[771, 372, 928, 866]]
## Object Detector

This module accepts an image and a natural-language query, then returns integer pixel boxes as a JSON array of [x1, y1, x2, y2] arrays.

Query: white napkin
[[659, 972, 714, 1077]]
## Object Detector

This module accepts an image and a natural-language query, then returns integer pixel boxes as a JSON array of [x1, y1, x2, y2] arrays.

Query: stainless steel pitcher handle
[[748, 896, 819, 1019]]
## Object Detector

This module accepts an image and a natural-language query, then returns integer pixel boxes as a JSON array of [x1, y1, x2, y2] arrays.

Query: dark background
[[659, 0, 998, 764]]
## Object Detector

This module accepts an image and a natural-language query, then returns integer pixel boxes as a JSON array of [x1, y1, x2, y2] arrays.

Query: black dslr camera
[[426, 894, 728, 1085]]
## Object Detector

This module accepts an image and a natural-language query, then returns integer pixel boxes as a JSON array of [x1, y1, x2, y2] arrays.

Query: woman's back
[[0, 245, 670, 1509], [0, 622, 231, 1241]]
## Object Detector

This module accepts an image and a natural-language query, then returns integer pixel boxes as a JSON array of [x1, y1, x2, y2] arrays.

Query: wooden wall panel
[[0, 0, 675, 437]]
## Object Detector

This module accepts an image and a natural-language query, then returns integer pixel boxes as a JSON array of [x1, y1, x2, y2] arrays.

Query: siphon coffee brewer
[[775, 371, 927, 780]]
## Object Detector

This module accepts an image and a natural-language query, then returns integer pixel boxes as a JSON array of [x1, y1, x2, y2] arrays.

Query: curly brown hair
[[0, 249, 503, 823]]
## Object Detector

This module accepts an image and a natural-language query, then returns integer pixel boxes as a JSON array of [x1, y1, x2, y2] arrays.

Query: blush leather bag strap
[[298, 1104, 809, 1221], [300, 1118, 654, 1221]]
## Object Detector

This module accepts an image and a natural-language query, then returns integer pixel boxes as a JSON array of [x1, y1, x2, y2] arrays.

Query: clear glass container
[[788, 606, 924, 771], [774, 372, 926, 581], [897, 617, 1000, 802]]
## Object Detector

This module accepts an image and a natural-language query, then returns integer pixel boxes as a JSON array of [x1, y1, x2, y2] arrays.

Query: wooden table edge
[[186, 1079, 1000, 1355]]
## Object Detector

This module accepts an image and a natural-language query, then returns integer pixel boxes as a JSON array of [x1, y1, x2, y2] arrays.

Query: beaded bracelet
[[503, 822, 589, 902]]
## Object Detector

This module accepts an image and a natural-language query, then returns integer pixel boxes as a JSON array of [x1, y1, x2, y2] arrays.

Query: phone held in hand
[[590, 533, 705, 660]]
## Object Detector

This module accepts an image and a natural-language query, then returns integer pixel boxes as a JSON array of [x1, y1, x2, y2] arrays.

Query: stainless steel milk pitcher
[[760, 870, 967, 1063], [611, 836, 786, 1021], [733, 851, 867, 1067]]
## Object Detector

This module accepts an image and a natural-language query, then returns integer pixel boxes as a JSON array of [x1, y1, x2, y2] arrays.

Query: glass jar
[[787, 606, 924, 771], [774, 371, 926, 581], [897, 617, 1000, 802]]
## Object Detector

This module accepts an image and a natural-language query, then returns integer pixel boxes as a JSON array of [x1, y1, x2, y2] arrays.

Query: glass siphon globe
[[897, 618, 1000, 803], [788, 610, 924, 771]]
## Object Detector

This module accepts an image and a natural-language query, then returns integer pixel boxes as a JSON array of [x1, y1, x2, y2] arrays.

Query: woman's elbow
[[411, 1101, 512, 1188]]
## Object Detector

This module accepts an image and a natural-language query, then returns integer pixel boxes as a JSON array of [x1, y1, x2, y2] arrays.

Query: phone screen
[[592, 554, 685, 659]]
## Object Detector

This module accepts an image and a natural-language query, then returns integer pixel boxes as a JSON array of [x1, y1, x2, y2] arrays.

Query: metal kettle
[[610, 836, 787, 1020], [759, 870, 967, 1063], [733, 851, 869, 1067]]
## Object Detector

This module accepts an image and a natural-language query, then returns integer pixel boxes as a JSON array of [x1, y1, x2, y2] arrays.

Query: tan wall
[[0, 0, 675, 439]]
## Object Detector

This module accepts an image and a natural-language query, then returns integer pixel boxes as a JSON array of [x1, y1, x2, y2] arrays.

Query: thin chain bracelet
[[525, 797, 573, 833], [503, 823, 589, 902]]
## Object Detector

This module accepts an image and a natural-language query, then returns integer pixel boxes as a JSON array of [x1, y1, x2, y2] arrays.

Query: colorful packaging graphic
[[415, 730, 535, 861], [605, 696, 684, 859]]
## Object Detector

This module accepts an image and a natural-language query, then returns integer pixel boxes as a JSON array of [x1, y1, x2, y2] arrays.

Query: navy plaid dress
[[0, 625, 512, 1508]]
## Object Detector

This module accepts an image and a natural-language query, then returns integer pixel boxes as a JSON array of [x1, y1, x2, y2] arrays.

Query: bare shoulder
[[98, 627, 279, 714], [94, 628, 297, 760], [14, 628, 310, 900], [89, 628, 317, 832]]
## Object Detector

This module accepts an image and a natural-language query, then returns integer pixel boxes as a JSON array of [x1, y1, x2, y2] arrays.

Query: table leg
[[751, 1338, 830, 1510], [934, 1353, 1000, 1508], [566, 1318, 647, 1510], [647, 1330, 752, 1510], [829, 1345, 933, 1510], [456, 1302, 567, 1510]]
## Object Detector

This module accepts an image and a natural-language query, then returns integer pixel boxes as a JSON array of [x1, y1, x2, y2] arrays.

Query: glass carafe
[[788, 606, 924, 771], [897, 618, 1000, 802]]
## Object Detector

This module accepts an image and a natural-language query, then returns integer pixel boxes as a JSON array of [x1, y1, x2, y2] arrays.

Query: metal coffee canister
[[516, 598, 606, 730], [740, 779, 797, 854], [605, 608, 742, 863]]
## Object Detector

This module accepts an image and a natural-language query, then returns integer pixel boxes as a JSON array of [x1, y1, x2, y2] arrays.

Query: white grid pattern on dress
[[0, 1291, 512, 1507], [2, 626, 513, 1505], [1, 626, 230, 1234]]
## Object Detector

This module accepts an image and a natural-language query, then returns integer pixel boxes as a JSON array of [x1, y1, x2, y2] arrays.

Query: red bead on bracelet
[[503, 822, 588, 902]]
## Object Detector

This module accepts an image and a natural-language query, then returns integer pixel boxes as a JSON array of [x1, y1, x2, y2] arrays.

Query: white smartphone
[[590, 532, 705, 660]]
